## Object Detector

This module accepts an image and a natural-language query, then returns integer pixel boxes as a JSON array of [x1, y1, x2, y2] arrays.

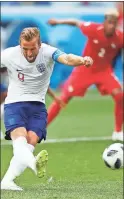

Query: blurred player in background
[[1, 27, 93, 191], [0, 67, 8, 139], [47, 9, 123, 141], [1, 29, 8, 139]]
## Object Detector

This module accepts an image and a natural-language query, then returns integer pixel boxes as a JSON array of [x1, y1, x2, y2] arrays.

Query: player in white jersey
[[1, 27, 93, 191]]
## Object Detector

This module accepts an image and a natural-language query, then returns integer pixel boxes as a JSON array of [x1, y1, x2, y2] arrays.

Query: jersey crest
[[36, 63, 45, 73]]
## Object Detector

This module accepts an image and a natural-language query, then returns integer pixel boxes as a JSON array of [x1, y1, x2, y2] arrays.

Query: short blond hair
[[105, 8, 119, 18], [19, 27, 41, 44]]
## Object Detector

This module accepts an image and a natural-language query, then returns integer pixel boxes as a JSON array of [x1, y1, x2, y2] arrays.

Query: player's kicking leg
[[1, 143, 48, 191], [1, 102, 48, 191], [1, 138, 48, 191], [36, 150, 48, 178]]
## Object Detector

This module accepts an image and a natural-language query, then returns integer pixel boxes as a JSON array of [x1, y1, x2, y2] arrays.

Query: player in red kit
[[47, 9, 123, 141]]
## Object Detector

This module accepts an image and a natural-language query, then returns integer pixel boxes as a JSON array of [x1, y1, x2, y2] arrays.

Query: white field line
[[1, 136, 111, 146]]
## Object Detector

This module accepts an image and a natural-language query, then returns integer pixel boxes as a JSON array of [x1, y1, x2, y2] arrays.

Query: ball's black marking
[[104, 160, 111, 168], [114, 158, 121, 169], [107, 150, 118, 157], [121, 146, 124, 151]]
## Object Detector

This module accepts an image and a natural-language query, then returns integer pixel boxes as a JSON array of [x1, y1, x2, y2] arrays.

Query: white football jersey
[[1, 43, 57, 104]]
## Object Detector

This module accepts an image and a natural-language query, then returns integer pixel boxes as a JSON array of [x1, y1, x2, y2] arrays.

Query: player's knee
[[11, 127, 27, 140], [27, 131, 39, 146]]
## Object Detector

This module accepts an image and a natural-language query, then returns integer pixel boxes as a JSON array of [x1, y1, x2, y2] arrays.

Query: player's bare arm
[[48, 18, 82, 28], [57, 53, 93, 67], [47, 87, 56, 99], [47, 87, 65, 108]]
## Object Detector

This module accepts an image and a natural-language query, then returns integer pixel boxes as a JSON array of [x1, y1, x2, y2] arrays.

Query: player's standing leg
[[111, 89, 123, 141], [97, 72, 123, 141]]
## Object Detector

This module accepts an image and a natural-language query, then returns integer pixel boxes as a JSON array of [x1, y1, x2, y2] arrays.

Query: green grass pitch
[[1, 90, 123, 199]]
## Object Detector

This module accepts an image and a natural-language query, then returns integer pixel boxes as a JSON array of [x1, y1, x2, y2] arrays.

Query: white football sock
[[28, 143, 35, 153], [1, 103, 4, 119], [2, 156, 24, 183], [2, 143, 35, 182], [12, 137, 36, 173]]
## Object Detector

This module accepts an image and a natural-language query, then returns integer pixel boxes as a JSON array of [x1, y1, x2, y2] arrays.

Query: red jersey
[[78, 22, 123, 72]]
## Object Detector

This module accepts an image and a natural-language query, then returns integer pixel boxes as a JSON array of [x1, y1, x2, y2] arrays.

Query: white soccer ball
[[102, 143, 123, 169]]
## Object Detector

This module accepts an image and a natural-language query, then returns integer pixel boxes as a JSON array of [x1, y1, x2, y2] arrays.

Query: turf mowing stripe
[[1, 136, 112, 146]]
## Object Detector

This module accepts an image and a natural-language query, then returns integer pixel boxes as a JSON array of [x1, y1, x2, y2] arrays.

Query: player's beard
[[104, 29, 115, 37]]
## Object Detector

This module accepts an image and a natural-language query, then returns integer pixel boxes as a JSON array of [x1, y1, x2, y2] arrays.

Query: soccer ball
[[102, 143, 123, 169]]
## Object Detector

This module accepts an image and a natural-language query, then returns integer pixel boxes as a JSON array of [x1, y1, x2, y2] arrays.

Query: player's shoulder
[[95, 23, 104, 31], [2, 46, 20, 57], [1, 46, 21, 67], [40, 43, 49, 51], [40, 43, 57, 57], [82, 21, 101, 28], [41, 43, 48, 48], [41, 43, 56, 50], [115, 29, 123, 38]]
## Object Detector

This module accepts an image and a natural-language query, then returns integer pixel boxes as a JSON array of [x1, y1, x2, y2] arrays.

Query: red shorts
[[62, 68, 122, 97]]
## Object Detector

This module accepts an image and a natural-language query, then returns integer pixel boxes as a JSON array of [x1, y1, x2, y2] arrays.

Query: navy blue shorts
[[4, 101, 48, 143]]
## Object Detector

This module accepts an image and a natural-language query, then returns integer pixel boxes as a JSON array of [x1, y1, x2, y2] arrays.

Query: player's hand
[[83, 56, 93, 67], [47, 19, 58, 26], [54, 96, 66, 108]]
